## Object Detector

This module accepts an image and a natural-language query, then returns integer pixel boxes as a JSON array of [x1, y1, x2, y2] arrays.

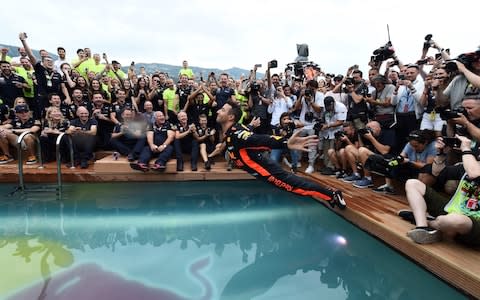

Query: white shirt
[[322, 101, 347, 139], [54, 58, 68, 75], [299, 91, 324, 130], [268, 96, 293, 125]]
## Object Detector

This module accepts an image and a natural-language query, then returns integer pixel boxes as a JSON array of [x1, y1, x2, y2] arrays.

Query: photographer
[[267, 86, 293, 127], [419, 67, 451, 136], [248, 80, 271, 134], [293, 80, 324, 174], [392, 64, 424, 145], [446, 93, 480, 145], [403, 134, 480, 246], [328, 121, 358, 179], [342, 121, 395, 188], [319, 96, 347, 175], [270, 112, 300, 172], [438, 50, 480, 110], [370, 130, 436, 195], [367, 75, 396, 130], [345, 69, 371, 130]]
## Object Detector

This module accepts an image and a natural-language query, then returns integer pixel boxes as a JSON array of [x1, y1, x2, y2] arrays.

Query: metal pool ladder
[[16, 132, 75, 197]]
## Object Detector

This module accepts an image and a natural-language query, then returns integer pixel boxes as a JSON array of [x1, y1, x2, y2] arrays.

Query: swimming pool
[[0, 181, 466, 300]]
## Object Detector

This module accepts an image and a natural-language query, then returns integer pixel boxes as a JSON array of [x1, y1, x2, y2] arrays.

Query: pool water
[[0, 181, 466, 300]]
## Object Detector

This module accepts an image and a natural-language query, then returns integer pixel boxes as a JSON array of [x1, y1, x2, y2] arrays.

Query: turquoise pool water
[[0, 181, 466, 300]]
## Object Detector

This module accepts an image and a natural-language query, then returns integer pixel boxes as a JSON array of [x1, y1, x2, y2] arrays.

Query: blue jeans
[[270, 149, 299, 167]]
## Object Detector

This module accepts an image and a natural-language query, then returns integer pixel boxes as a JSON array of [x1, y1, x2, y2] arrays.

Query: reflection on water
[[0, 182, 466, 300]]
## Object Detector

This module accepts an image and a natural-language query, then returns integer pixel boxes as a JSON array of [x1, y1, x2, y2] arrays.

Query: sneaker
[[127, 153, 135, 162], [151, 163, 166, 172], [407, 227, 442, 244], [353, 178, 373, 188], [205, 160, 211, 170], [0, 154, 14, 164], [342, 174, 361, 182], [330, 191, 347, 209], [373, 184, 396, 195], [226, 161, 233, 171], [335, 170, 346, 179], [296, 162, 302, 168], [320, 167, 335, 176], [80, 159, 88, 169], [305, 165, 314, 174], [282, 157, 292, 168], [397, 210, 436, 225], [26, 155, 37, 165], [130, 162, 149, 172]]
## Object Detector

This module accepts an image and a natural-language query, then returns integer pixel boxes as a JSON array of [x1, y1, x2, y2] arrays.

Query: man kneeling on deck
[[404, 135, 480, 246], [211, 101, 346, 208]]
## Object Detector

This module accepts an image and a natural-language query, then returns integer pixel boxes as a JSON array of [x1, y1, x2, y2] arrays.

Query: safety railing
[[56, 132, 75, 190], [16, 131, 44, 191]]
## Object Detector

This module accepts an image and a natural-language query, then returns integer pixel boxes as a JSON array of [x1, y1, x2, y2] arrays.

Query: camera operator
[[403, 134, 480, 246], [328, 121, 358, 179], [248, 79, 271, 134], [267, 86, 293, 127], [446, 93, 480, 145], [419, 67, 450, 136], [371, 129, 436, 195], [392, 64, 425, 146], [437, 49, 480, 110], [343, 68, 371, 130], [342, 121, 395, 188], [325, 75, 348, 106], [270, 112, 300, 172], [293, 80, 324, 174], [367, 75, 396, 129], [318, 96, 347, 175]]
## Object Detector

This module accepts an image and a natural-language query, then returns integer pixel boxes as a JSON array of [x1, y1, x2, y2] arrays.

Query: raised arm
[[18, 32, 37, 65]]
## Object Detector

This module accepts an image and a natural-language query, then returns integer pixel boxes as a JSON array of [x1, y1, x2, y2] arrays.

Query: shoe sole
[[130, 163, 149, 172], [407, 229, 441, 244], [352, 183, 373, 188], [25, 161, 37, 165]]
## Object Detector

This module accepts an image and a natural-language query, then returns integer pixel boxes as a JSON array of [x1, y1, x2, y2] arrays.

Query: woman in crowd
[[40, 106, 70, 162]]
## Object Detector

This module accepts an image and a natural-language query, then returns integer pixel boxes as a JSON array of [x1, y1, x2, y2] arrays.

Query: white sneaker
[[282, 157, 292, 168], [305, 165, 314, 174], [297, 162, 302, 168]]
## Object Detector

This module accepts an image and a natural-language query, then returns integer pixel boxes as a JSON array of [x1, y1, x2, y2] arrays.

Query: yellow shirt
[[107, 69, 127, 80], [163, 88, 177, 111], [179, 68, 194, 79], [71, 58, 89, 78], [13, 67, 34, 98], [89, 63, 105, 75]]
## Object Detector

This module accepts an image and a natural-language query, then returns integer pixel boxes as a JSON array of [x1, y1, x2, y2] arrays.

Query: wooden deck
[[0, 154, 479, 298]]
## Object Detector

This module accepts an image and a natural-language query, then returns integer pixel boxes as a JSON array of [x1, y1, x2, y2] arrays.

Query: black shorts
[[425, 186, 480, 247]]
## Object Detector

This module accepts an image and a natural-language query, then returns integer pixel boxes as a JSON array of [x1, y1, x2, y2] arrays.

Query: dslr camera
[[251, 82, 261, 92], [372, 41, 395, 63], [334, 131, 346, 139], [357, 127, 373, 136], [442, 137, 461, 148], [439, 107, 467, 120], [304, 88, 314, 98], [445, 49, 480, 72], [268, 60, 278, 69]]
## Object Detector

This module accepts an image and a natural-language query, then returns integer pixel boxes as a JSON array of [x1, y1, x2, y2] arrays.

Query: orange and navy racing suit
[[225, 124, 336, 201]]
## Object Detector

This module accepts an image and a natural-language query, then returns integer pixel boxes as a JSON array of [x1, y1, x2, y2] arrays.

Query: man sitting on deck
[[211, 101, 346, 208], [404, 135, 480, 245]]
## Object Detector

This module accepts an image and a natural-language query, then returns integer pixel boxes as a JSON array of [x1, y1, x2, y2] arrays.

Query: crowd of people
[[1, 32, 480, 247]]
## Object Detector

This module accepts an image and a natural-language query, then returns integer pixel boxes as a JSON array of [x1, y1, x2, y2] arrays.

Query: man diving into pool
[[210, 101, 346, 209]]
